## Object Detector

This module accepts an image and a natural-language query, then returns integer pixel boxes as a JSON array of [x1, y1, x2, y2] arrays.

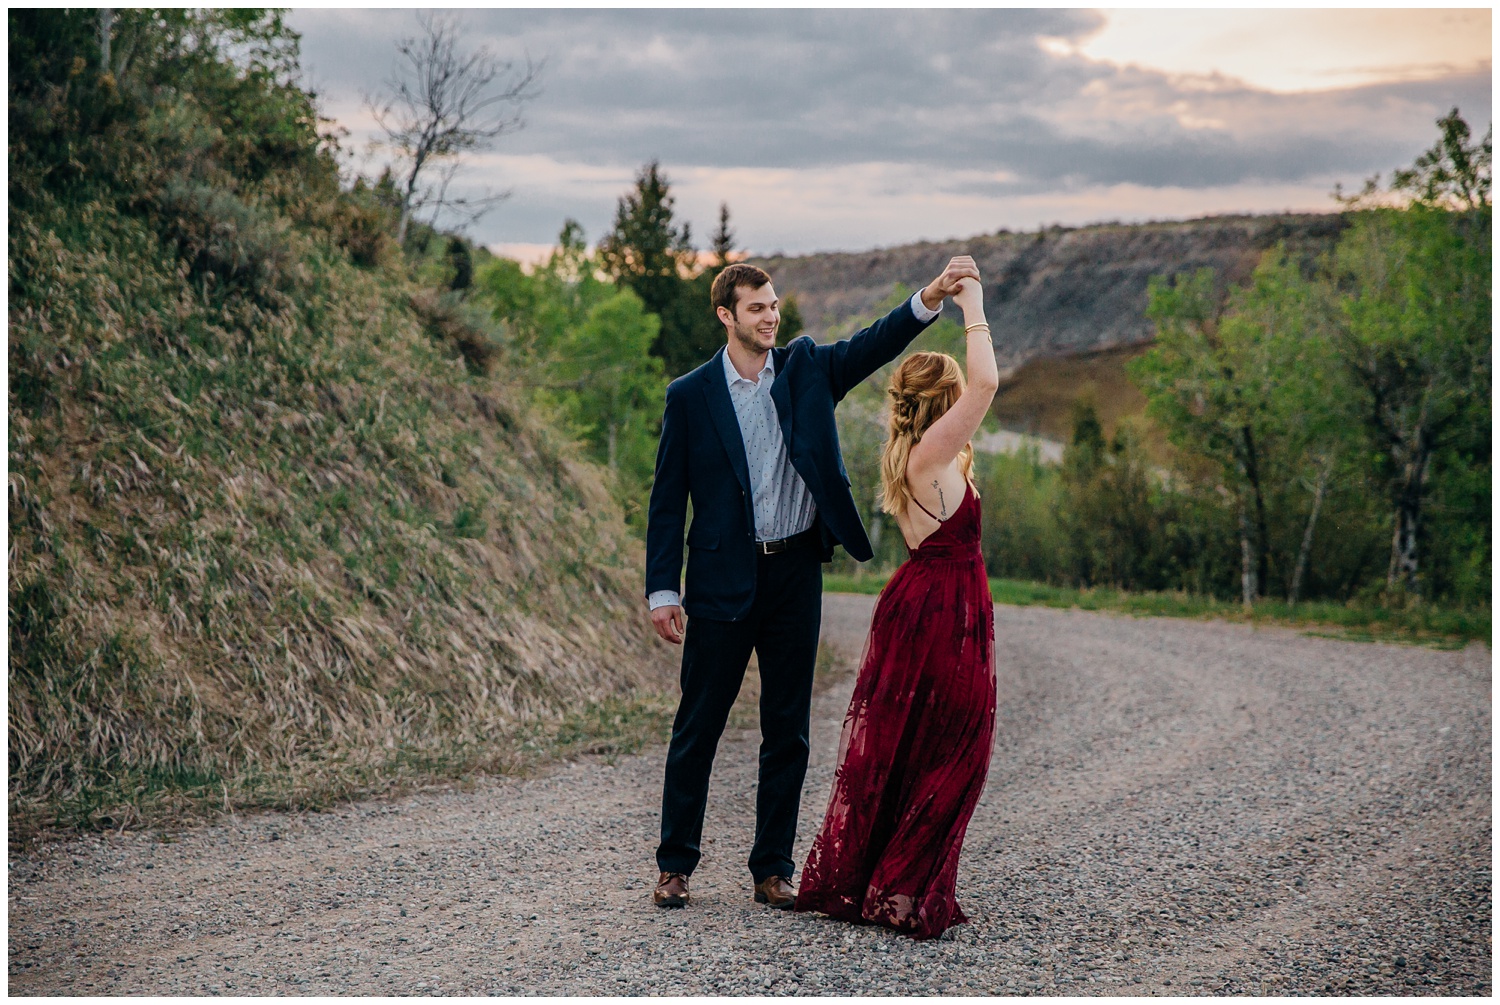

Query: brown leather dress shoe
[[653, 871, 689, 908], [753, 875, 796, 909]]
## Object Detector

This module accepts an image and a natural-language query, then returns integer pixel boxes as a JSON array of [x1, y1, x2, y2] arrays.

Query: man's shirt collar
[[723, 347, 775, 387]]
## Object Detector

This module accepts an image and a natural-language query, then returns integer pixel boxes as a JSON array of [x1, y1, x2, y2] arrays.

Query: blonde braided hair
[[879, 351, 972, 517]]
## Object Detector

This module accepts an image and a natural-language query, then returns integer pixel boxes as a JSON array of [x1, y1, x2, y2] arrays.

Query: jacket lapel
[[702, 347, 752, 495], [769, 342, 824, 499], [769, 344, 794, 448], [768, 342, 828, 501]]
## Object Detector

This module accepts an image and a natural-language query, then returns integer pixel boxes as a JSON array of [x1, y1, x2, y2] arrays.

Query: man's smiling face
[[723, 283, 780, 354]]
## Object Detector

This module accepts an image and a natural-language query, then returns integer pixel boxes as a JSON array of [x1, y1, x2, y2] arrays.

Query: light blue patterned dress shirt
[[725, 348, 819, 543], [649, 290, 940, 611]]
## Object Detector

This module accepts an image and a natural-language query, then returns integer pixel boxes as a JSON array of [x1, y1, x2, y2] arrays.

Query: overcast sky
[[287, 8, 1492, 259]]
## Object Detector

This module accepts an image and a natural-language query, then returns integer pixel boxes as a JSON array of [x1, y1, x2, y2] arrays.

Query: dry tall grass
[[9, 197, 671, 840]]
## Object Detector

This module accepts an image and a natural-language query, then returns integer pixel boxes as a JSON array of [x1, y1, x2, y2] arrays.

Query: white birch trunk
[[1288, 460, 1331, 608]]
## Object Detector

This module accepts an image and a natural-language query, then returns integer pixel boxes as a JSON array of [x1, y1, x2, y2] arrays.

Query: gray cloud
[[288, 8, 1492, 249]]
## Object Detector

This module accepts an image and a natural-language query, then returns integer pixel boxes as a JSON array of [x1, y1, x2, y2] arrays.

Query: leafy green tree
[[1058, 398, 1106, 586], [1324, 109, 1492, 596], [475, 220, 668, 529], [1133, 251, 1371, 605], [480, 218, 609, 361], [1224, 251, 1361, 605], [971, 447, 1065, 584], [446, 235, 473, 291], [1098, 422, 1172, 589], [1133, 269, 1275, 605], [1332, 204, 1490, 595], [1391, 107, 1492, 210], [1057, 402, 1174, 590], [1067, 396, 1106, 458], [1421, 438, 1491, 605], [1131, 112, 1491, 605], [543, 291, 665, 516], [660, 271, 727, 375]]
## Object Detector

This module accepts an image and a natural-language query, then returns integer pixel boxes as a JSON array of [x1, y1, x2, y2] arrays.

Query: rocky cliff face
[[754, 213, 1348, 366]]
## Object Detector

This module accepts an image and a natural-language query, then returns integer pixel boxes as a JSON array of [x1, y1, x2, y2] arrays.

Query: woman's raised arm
[[907, 278, 999, 473]]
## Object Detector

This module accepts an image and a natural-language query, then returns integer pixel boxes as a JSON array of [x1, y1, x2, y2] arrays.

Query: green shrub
[[154, 180, 291, 302], [971, 447, 1065, 582]]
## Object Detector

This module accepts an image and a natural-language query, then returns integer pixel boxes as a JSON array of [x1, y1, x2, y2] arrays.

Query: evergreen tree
[[661, 272, 727, 376], [446, 235, 473, 291], [596, 163, 753, 376], [666, 199, 737, 375], [596, 160, 695, 327], [711, 201, 735, 267], [777, 294, 805, 345], [1059, 399, 1106, 586]]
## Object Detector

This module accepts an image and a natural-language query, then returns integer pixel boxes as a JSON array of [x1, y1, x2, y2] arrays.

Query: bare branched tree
[[366, 13, 540, 244]]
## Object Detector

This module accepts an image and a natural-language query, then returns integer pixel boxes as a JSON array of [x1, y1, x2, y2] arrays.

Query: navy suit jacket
[[645, 297, 936, 621]]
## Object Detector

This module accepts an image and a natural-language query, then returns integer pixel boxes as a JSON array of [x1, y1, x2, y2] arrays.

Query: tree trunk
[[1385, 435, 1432, 596], [607, 422, 618, 471], [1238, 499, 1257, 610], [397, 159, 423, 247], [1387, 481, 1426, 596], [1241, 425, 1269, 596], [1288, 460, 1332, 608], [99, 9, 112, 71]]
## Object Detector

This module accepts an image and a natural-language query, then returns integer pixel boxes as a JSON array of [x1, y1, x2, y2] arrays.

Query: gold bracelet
[[964, 322, 990, 333]]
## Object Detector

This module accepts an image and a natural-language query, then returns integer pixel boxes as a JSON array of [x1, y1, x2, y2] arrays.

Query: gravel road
[[9, 596, 1491, 995]]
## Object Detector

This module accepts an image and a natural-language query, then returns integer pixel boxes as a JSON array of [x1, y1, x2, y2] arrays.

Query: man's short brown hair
[[710, 263, 772, 316]]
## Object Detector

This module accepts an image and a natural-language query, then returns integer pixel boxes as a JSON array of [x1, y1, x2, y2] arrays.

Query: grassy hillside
[[8, 12, 669, 840], [9, 196, 672, 838]]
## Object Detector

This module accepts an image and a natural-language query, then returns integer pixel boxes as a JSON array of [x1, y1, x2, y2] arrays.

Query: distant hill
[[755, 213, 1349, 367]]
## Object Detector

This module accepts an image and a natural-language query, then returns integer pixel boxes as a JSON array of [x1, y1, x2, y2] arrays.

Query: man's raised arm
[[822, 256, 982, 399]]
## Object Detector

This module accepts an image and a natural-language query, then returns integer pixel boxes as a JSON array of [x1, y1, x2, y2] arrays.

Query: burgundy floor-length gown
[[795, 482, 996, 940]]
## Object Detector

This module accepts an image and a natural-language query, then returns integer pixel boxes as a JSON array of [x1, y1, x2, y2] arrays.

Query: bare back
[[895, 277, 998, 550], [896, 460, 974, 550]]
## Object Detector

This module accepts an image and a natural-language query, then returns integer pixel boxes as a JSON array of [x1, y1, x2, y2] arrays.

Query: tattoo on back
[[933, 479, 947, 519]]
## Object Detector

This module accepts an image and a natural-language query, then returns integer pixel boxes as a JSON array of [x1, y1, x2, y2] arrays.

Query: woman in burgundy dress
[[794, 276, 998, 940]]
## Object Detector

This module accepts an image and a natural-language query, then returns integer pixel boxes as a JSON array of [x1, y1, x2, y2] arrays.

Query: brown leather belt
[[755, 527, 820, 556]]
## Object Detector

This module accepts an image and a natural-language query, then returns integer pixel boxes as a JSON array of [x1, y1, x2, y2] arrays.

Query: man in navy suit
[[644, 256, 980, 909]]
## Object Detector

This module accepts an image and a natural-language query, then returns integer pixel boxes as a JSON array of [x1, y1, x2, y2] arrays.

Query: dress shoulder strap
[[910, 493, 946, 523]]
